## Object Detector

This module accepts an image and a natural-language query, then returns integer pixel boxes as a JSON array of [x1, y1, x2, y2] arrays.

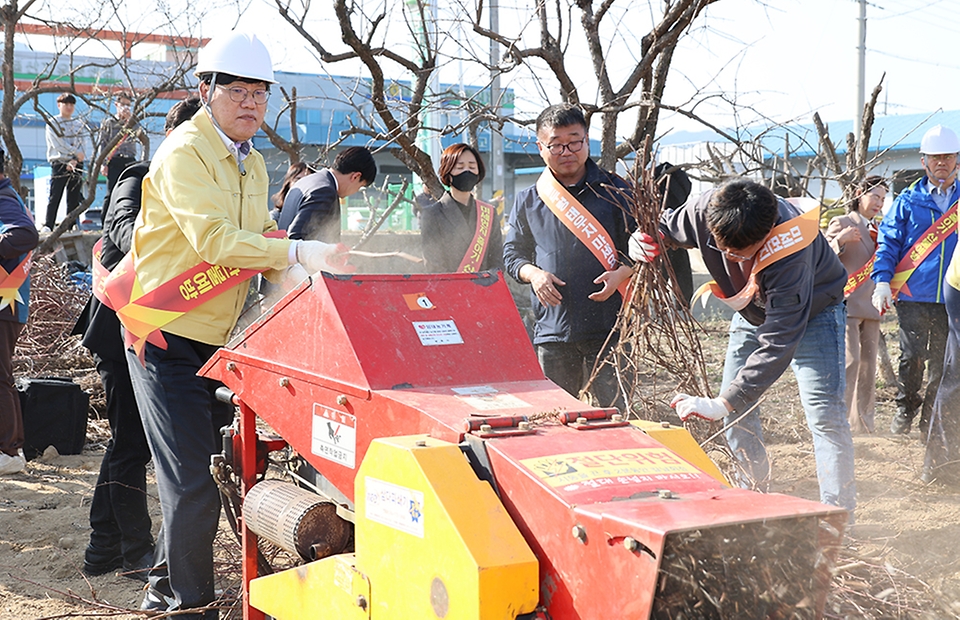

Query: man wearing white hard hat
[[871, 124, 960, 441], [118, 32, 345, 616]]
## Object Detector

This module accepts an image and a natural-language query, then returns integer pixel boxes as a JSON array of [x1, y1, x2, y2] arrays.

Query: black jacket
[[277, 169, 341, 243], [421, 192, 503, 273], [660, 191, 846, 412], [75, 161, 149, 360], [503, 159, 633, 344]]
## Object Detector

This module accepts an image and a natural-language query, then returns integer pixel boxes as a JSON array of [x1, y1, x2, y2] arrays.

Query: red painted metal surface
[[200, 271, 846, 619]]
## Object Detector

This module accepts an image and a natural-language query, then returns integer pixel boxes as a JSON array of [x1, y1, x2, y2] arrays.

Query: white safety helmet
[[194, 31, 276, 84], [920, 125, 960, 155]]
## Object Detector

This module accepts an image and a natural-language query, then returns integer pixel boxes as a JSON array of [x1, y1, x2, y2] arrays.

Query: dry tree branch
[[582, 143, 713, 443]]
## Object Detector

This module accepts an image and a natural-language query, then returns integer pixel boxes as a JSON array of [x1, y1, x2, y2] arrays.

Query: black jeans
[[126, 333, 233, 619], [537, 338, 622, 409], [45, 160, 84, 230], [88, 354, 154, 563], [925, 285, 960, 475], [0, 321, 23, 456], [896, 301, 948, 424]]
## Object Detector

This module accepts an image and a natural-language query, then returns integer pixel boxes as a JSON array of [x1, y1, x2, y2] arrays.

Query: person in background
[[632, 179, 856, 514], [655, 161, 694, 305], [269, 161, 310, 222], [924, 209, 960, 484], [421, 143, 502, 273], [77, 96, 201, 582], [825, 176, 887, 433], [119, 32, 344, 616], [43, 93, 86, 232], [0, 146, 39, 475], [277, 146, 377, 242], [872, 125, 960, 438], [98, 92, 149, 220], [503, 103, 634, 407]]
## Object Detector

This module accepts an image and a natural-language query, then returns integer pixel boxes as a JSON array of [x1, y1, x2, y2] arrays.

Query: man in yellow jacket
[[124, 32, 340, 617]]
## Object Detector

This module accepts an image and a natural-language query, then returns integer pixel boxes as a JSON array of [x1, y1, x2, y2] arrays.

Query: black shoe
[[890, 411, 913, 435], [120, 549, 154, 583], [82, 547, 123, 576]]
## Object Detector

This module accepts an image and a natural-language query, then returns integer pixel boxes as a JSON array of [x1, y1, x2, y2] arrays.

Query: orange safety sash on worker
[[888, 201, 958, 300], [0, 252, 32, 312], [536, 168, 628, 300], [843, 255, 875, 297], [96, 231, 287, 363], [457, 199, 496, 273], [693, 206, 820, 311]]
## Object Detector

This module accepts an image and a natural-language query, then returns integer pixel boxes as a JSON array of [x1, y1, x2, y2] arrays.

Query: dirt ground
[[2, 314, 960, 619]]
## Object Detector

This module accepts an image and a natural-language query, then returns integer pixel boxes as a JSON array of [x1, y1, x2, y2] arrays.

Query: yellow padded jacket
[[131, 109, 292, 346]]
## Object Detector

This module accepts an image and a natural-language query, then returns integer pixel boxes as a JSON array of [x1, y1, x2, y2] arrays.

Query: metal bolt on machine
[[200, 270, 847, 619]]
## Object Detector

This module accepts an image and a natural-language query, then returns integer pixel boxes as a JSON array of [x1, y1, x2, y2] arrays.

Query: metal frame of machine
[[201, 271, 847, 619]]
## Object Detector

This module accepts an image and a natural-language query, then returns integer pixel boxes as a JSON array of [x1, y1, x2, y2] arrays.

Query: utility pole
[[855, 0, 866, 141], [489, 0, 504, 206]]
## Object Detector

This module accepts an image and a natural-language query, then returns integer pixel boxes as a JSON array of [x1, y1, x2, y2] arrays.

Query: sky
[[214, 0, 960, 140], [24, 0, 960, 142]]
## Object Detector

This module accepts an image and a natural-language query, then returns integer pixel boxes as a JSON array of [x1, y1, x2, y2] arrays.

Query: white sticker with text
[[312, 405, 356, 468], [365, 477, 425, 538]]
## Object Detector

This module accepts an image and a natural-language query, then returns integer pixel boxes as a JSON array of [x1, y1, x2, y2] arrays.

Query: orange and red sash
[[889, 201, 958, 300], [457, 199, 496, 273], [693, 206, 821, 310], [0, 252, 32, 312], [93, 231, 286, 363], [844, 255, 875, 297], [536, 169, 628, 300]]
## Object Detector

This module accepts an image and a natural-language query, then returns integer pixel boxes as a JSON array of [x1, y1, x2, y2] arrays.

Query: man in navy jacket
[[277, 146, 377, 242], [503, 104, 633, 407], [0, 148, 39, 475]]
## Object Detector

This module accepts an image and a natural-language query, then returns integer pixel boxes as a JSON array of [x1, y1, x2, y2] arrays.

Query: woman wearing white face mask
[[420, 143, 503, 273]]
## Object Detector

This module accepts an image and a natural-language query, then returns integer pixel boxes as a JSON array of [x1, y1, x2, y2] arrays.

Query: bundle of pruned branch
[[13, 255, 94, 378], [582, 150, 713, 436]]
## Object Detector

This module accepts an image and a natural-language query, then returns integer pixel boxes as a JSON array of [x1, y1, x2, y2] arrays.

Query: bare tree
[[273, 0, 451, 197], [472, 0, 720, 170], [1, 13, 207, 252], [260, 85, 308, 165]]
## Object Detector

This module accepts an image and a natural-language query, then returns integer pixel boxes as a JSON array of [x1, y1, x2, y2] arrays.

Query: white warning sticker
[[412, 319, 464, 346], [365, 477, 425, 538], [312, 405, 356, 468], [458, 393, 531, 410]]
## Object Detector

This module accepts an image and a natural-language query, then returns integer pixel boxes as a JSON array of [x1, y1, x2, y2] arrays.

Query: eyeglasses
[[707, 237, 755, 262], [542, 137, 587, 156], [217, 85, 270, 105]]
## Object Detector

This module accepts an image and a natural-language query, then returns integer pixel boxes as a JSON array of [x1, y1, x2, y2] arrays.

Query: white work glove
[[280, 264, 309, 292], [670, 393, 728, 422], [296, 240, 351, 275], [872, 281, 893, 314], [628, 230, 660, 263]]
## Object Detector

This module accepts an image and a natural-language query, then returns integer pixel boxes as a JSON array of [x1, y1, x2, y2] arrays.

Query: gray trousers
[[126, 333, 233, 619]]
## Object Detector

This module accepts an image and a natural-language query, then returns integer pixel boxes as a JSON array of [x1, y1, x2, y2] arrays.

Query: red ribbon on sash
[[889, 201, 957, 300], [457, 199, 496, 273], [94, 231, 287, 364], [0, 252, 32, 312]]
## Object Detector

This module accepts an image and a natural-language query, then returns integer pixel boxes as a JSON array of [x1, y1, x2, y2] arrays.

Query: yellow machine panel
[[249, 435, 539, 619], [631, 419, 730, 486]]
